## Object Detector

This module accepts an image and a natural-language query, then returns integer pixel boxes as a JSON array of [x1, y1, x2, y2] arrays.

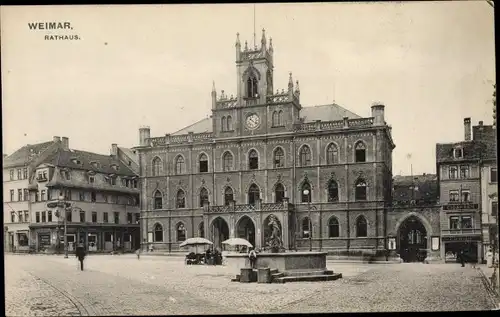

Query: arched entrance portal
[[211, 217, 229, 251], [398, 216, 428, 262], [236, 216, 255, 248]]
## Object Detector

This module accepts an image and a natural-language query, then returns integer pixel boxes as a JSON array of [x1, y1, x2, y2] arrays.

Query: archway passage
[[211, 217, 229, 251], [398, 216, 428, 262], [236, 216, 255, 248]]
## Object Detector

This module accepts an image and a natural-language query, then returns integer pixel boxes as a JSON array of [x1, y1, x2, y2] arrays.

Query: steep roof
[[118, 147, 139, 164], [435, 140, 486, 163], [393, 174, 439, 204], [170, 103, 361, 135], [3, 141, 54, 168], [40, 148, 137, 177]]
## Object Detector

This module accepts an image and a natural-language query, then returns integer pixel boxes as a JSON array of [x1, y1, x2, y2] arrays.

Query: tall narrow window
[[272, 111, 279, 127], [176, 223, 187, 242], [152, 157, 162, 176], [176, 190, 186, 208], [114, 212, 119, 224], [10, 189, 14, 202], [91, 192, 96, 202], [302, 217, 311, 238], [449, 190, 459, 202], [273, 147, 284, 168], [355, 142, 366, 163], [328, 180, 339, 202], [18, 189, 22, 201], [223, 152, 233, 171], [23, 168, 28, 179], [221, 116, 227, 132], [79, 210, 85, 223], [491, 201, 498, 217], [175, 156, 185, 175], [449, 216, 460, 229], [460, 165, 470, 178], [326, 143, 339, 164], [154, 223, 163, 242], [301, 182, 311, 203], [355, 179, 367, 201], [328, 217, 340, 238], [224, 187, 234, 206], [278, 110, 283, 126], [300, 146, 311, 167], [461, 189, 471, 202], [154, 190, 162, 209], [248, 184, 260, 206], [227, 116, 233, 131], [491, 167, 497, 183], [449, 166, 458, 179], [199, 153, 208, 173], [247, 75, 258, 98], [199, 188, 209, 207], [356, 216, 368, 237], [275, 183, 285, 203], [23, 189, 29, 201], [248, 150, 259, 170], [47, 210, 52, 222]]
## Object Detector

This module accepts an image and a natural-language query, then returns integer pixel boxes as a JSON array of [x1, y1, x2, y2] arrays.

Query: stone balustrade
[[293, 117, 375, 132], [206, 199, 291, 214]]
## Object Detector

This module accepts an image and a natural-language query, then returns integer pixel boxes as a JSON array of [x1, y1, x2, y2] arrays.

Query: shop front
[[442, 235, 482, 263]]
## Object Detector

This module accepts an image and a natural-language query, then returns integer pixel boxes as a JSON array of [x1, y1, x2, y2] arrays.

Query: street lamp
[[303, 189, 312, 252], [48, 193, 69, 258]]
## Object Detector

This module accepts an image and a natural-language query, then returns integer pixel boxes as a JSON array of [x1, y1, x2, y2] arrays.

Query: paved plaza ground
[[4, 253, 499, 315]]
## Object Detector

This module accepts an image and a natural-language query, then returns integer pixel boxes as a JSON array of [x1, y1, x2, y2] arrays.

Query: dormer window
[[88, 175, 95, 183], [60, 170, 71, 181], [90, 161, 100, 169], [454, 147, 463, 159], [110, 163, 119, 171]]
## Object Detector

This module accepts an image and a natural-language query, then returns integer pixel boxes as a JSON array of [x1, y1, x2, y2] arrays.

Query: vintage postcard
[[2, 2, 498, 315]]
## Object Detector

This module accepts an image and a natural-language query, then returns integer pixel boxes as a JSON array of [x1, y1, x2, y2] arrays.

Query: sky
[[1, 2, 496, 175]]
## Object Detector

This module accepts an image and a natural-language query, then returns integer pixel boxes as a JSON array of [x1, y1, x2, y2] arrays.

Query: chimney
[[371, 102, 385, 126], [61, 137, 69, 150], [111, 144, 118, 156], [464, 118, 471, 141], [53, 136, 61, 142]]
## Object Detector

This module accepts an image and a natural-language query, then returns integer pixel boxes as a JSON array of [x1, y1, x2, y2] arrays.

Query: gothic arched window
[[328, 217, 340, 238], [199, 187, 209, 207], [326, 143, 339, 164], [152, 157, 162, 176], [272, 111, 279, 127], [248, 184, 260, 206], [300, 145, 311, 167], [248, 150, 259, 170], [224, 187, 234, 206], [355, 178, 367, 201], [274, 147, 284, 168], [328, 180, 339, 202], [153, 190, 162, 209], [355, 141, 366, 163], [221, 116, 227, 132], [175, 156, 184, 175], [247, 75, 258, 98], [176, 223, 186, 242], [176, 189, 186, 208], [278, 110, 283, 126], [302, 217, 311, 238], [222, 151, 233, 171], [227, 115, 233, 131], [275, 183, 285, 203], [301, 182, 311, 203], [154, 223, 163, 242], [199, 153, 208, 173], [356, 216, 368, 237]]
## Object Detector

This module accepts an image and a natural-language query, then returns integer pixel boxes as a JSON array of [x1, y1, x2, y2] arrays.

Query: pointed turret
[[211, 81, 217, 110], [235, 32, 241, 60], [269, 37, 273, 54], [295, 80, 300, 94], [261, 28, 267, 52], [288, 72, 294, 91], [244, 40, 248, 51]]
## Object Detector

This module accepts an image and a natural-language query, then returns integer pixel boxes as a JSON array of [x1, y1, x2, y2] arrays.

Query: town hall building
[[134, 30, 397, 254]]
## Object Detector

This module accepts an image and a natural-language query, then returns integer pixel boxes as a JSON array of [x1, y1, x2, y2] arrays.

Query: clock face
[[246, 114, 260, 130]]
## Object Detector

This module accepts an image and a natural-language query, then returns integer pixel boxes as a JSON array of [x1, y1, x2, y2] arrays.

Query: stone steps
[[271, 272, 285, 279], [272, 273, 343, 284], [283, 269, 334, 277]]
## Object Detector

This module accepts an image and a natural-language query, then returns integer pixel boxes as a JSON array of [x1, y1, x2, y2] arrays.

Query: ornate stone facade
[[135, 30, 396, 253]]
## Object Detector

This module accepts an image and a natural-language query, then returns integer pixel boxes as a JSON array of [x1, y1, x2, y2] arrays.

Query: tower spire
[[288, 72, 294, 91], [253, 4, 256, 49], [261, 28, 266, 51]]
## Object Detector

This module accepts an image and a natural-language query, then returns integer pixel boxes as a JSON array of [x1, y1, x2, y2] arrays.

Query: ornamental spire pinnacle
[[261, 28, 266, 50], [235, 32, 241, 47]]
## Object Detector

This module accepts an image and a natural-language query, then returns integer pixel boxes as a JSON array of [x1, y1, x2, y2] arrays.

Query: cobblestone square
[[4, 254, 498, 315]]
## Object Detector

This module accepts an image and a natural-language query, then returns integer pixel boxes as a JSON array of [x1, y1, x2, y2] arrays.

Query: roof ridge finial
[[295, 80, 300, 93], [269, 37, 273, 52]]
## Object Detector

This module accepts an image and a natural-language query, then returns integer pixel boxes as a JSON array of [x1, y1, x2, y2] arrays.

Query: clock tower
[[211, 29, 301, 138]]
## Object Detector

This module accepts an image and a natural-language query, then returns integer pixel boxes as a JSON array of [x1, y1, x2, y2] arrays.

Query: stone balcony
[[442, 202, 480, 212], [204, 198, 294, 214]]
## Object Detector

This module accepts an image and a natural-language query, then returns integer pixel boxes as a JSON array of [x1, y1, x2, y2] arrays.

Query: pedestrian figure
[[248, 247, 257, 269], [135, 248, 141, 260], [486, 248, 494, 268], [75, 241, 86, 271], [458, 250, 465, 267]]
